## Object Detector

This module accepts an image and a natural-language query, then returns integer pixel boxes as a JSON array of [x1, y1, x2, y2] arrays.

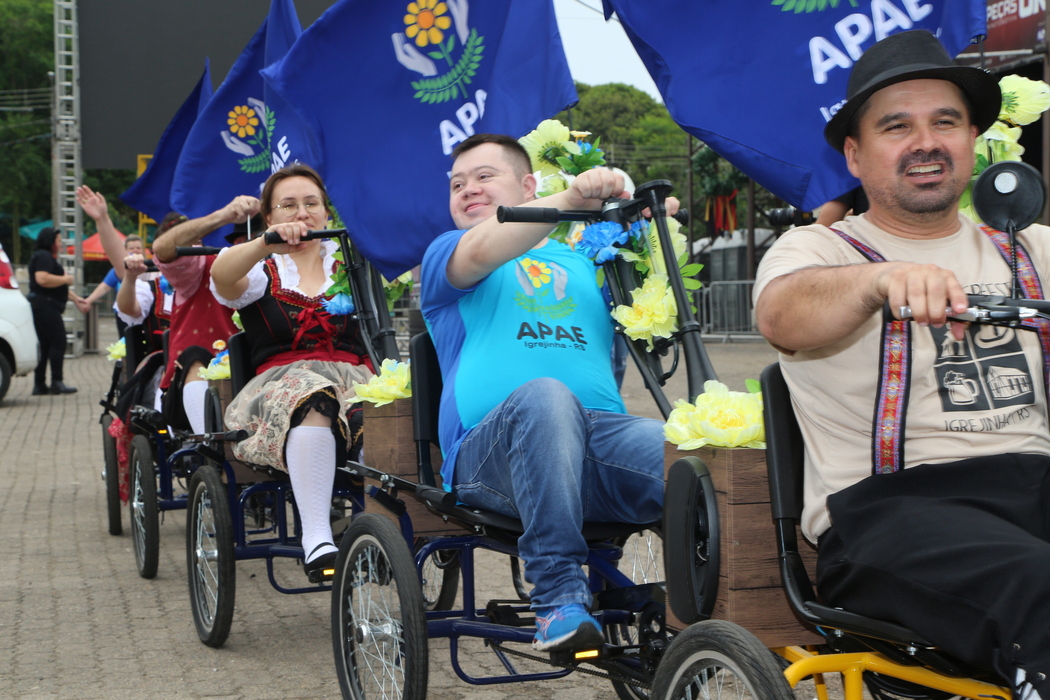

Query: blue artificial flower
[[576, 221, 630, 263], [158, 276, 173, 296], [323, 292, 355, 315], [579, 142, 594, 154], [626, 220, 646, 241]]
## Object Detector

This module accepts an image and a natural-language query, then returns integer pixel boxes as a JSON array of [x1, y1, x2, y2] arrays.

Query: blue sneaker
[[532, 604, 604, 651]]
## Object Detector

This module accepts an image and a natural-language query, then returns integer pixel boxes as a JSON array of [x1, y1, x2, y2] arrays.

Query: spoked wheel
[[186, 464, 236, 648], [129, 435, 159, 578], [415, 538, 459, 612], [649, 620, 795, 700], [332, 514, 428, 700], [606, 529, 667, 700], [101, 414, 122, 536]]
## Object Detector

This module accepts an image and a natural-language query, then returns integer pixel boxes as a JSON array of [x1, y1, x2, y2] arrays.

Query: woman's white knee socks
[[286, 425, 337, 563]]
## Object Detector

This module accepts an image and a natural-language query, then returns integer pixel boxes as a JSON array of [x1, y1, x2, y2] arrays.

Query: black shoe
[[32, 384, 49, 395], [303, 543, 337, 583], [50, 381, 77, 395]]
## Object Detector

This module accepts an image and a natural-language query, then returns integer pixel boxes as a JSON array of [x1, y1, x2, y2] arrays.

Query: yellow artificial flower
[[664, 381, 765, 450], [404, 0, 451, 48], [212, 339, 227, 352], [519, 119, 571, 177], [537, 172, 569, 197], [998, 75, 1050, 126], [980, 121, 1025, 162], [350, 359, 412, 406], [569, 130, 592, 140], [611, 274, 677, 350], [520, 257, 552, 288], [565, 222, 586, 248], [227, 105, 258, 138], [197, 354, 231, 381], [105, 338, 125, 361]]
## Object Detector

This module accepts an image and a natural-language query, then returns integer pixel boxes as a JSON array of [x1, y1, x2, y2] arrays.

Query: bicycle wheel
[[101, 414, 122, 536], [416, 538, 459, 612], [186, 464, 236, 648], [332, 514, 428, 700], [606, 529, 667, 700], [129, 434, 159, 578], [649, 620, 795, 700]]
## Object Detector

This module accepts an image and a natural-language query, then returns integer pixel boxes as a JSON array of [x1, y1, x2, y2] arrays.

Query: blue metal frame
[[408, 528, 655, 687]]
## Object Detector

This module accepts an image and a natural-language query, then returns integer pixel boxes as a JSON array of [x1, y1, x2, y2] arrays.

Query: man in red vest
[[151, 196, 258, 434]]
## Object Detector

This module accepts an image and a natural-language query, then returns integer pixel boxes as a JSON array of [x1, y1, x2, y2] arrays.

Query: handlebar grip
[[173, 246, 222, 257], [262, 228, 347, 245], [673, 209, 689, 226], [496, 206, 562, 224]]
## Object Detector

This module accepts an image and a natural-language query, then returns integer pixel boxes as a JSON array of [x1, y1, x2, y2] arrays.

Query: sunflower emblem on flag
[[392, 0, 485, 104], [220, 97, 277, 174]]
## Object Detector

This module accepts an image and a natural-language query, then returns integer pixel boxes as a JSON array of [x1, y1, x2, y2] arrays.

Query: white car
[[0, 241, 39, 402]]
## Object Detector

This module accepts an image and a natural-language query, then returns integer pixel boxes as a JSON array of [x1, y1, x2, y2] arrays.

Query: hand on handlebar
[[123, 253, 150, 278], [878, 262, 970, 340], [262, 221, 315, 254], [220, 195, 261, 225]]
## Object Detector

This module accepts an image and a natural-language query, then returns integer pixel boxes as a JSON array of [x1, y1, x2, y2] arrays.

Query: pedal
[[550, 646, 605, 665], [307, 564, 337, 584]]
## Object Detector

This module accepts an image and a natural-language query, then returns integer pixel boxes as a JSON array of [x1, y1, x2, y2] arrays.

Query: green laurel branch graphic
[[412, 28, 485, 104], [771, 0, 858, 12], [238, 106, 276, 174], [513, 291, 577, 320]]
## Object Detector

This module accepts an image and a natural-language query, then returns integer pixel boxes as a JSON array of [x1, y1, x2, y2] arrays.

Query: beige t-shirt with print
[[754, 214, 1050, 542]]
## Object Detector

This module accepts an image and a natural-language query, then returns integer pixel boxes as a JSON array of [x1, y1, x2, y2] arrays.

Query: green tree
[[0, 0, 53, 263]]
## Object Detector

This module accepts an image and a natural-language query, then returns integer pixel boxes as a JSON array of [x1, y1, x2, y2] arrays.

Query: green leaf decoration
[[445, 35, 455, 54], [428, 51, 444, 59], [745, 378, 762, 394], [411, 29, 485, 104], [680, 263, 704, 277], [265, 106, 276, 145], [683, 278, 702, 290]]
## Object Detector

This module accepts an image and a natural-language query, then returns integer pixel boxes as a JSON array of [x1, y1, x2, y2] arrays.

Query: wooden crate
[[363, 399, 463, 537], [664, 443, 820, 647]]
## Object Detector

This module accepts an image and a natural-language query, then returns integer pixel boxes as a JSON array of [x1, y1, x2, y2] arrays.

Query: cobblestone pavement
[[2, 327, 865, 699]]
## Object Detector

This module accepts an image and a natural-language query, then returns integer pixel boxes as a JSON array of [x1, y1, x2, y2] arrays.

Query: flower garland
[[105, 337, 126, 361], [517, 119, 703, 351], [960, 74, 1050, 223], [664, 380, 765, 449], [349, 359, 412, 406], [197, 340, 231, 380]]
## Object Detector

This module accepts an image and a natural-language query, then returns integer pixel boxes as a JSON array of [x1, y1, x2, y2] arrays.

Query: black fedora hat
[[824, 30, 1000, 153], [225, 214, 265, 244]]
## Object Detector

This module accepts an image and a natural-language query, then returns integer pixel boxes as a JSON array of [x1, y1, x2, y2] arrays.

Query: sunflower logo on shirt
[[513, 257, 576, 320]]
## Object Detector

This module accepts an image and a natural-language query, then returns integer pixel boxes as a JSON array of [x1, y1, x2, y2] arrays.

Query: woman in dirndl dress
[[209, 163, 373, 578]]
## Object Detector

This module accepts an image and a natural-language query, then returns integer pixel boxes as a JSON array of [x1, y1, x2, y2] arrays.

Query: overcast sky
[[552, 0, 662, 102]]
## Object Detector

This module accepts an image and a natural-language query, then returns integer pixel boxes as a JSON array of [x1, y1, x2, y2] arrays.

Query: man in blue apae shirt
[[421, 133, 666, 652]]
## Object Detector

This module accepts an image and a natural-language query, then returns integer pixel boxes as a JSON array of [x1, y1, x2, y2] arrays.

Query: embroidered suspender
[[979, 225, 1050, 400], [832, 230, 911, 474], [833, 226, 1050, 476]]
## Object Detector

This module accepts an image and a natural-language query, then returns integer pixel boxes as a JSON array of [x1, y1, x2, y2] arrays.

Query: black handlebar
[[262, 228, 348, 245], [174, 246, 222, 256], [496, 202, 689, 227]]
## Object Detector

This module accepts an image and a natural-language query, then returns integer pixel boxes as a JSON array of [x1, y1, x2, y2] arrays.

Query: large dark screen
[[80, 0, 336, 169]]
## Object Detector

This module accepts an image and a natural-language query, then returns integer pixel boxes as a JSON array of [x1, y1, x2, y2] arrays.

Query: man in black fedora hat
[[755, 29, 1050, 697]]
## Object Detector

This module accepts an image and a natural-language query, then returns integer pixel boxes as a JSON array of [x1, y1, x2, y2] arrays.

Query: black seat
[[228, 332, 254, 398], [761, 362, 985, 677], [407, 331, 656, 542]]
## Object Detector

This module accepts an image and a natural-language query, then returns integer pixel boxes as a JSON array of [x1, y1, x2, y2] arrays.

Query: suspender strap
[[979, 225, 1050, 399], [832, 230, 911, 474]]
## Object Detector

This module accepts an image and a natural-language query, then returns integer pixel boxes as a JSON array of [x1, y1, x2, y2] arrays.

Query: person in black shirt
[[27, 227, 89, 395]]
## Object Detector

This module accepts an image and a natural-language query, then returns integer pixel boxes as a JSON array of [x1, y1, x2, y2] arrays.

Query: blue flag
[[171, 0, 321, 246], [604, 0, 987, 211], [262, 0, 577, 278], [119, 60, 213, 223]]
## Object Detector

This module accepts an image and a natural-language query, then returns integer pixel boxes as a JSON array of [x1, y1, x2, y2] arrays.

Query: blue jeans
[[453, 378, 664, 609]]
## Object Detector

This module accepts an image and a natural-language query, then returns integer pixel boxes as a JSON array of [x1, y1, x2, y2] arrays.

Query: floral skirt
[[224, 359, 373, 472]]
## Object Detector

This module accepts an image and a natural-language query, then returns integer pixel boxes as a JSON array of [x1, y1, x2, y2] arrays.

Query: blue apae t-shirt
[[103, 267, 121, 292], [420, 230, 625, 486]]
